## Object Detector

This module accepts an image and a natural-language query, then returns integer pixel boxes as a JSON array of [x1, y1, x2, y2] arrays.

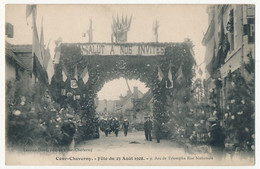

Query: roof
[[5, 42, 33, 71], [141, 89, 153, 104]]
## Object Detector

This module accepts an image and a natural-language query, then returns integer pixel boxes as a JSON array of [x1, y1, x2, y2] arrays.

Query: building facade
[[202, 4, 255, 121]]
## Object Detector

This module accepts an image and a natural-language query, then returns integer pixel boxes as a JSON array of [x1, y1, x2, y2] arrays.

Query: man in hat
[[122, 119, 130, 136], [144, 116, 152, 141]]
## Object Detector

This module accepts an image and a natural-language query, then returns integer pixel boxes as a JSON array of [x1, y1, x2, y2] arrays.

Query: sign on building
[[79, 44, 166, 56]]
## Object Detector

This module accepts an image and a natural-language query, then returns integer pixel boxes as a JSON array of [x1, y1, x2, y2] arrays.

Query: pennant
[[157, 66, 164, 82], [166, 66, 173, 88], [45, 47, 54, 84], [74, 65, 78, 81], [80, 66, 89, 84]]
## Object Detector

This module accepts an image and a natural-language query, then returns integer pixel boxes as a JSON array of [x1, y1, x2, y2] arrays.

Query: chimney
[[119, 94, 124, 101]]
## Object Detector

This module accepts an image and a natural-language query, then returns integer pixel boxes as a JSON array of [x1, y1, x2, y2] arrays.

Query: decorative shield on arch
[[71, 79, 78, 88]]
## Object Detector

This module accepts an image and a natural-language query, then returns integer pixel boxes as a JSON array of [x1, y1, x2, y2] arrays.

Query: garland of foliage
[[51, 41, 196, 141]]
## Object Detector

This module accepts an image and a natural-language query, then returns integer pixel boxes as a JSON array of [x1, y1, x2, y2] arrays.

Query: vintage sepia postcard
[[4, 3, 256, 166]]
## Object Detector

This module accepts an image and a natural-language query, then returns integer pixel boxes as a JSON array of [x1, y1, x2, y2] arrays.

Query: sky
[[5, 4, 208, 100]]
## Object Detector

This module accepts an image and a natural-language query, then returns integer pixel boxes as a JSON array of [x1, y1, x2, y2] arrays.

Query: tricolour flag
[[62, 69, 67, 82], [176, 65, 184, 83], [62, 66, 69, 82], [80, 66, 89, 84], [31, 5, 43, 66], [45, 47, 54, 84], [166, 66, 173, 89], [43, 40, 51, 70], [157, 66, 164, 82]]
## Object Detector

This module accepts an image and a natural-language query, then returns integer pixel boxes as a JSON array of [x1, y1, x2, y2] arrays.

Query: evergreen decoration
[[223, 66, 255, 151], [52, 42, 196, 141]]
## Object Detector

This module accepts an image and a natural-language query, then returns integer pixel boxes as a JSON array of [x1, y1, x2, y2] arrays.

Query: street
[[5, 131, 254, 165], [76, 131, 187, 155]]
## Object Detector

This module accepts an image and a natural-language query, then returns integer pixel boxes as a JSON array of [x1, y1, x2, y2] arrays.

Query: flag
[[26, 5, 37, 25], [43, 40, 51, 69], [45, 47, 54, 84], [80, 66, 89, 84], [157, 66, 164, 82], [62, 69, 67, 82], [176, 65, 184, 83], [31, 5, 43, 66], [5, 22, 14, 38], [74, 65, 78, 81], [40, 17, 45, 64], [62, 65, 69, 82], [111, 15, 132, 43], [166, 66, 173, 88], [26, 5, 36, 18], [127, 15, 132, 30]]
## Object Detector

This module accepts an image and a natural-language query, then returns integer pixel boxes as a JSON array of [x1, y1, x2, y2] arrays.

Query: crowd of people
[[99, 117, 130, 137]]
